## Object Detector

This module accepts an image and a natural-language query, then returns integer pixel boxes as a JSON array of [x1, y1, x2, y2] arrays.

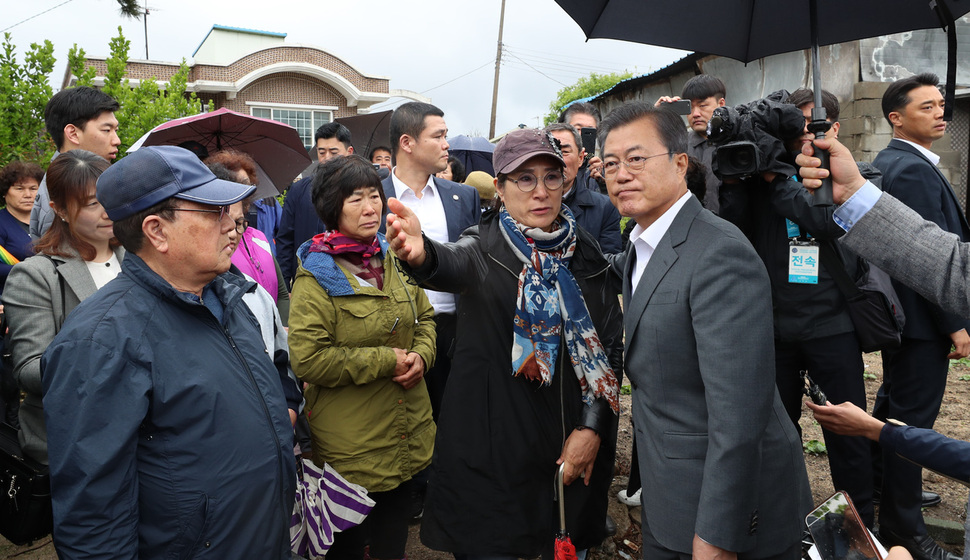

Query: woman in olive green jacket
[[288, 155, 436, 560]]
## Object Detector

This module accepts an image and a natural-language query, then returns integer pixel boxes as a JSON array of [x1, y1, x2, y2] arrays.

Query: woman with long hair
[[3, 150, 123, 464]]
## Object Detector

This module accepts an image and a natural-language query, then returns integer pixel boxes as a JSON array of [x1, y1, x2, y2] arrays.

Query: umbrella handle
[[557, 463, 566, 533]]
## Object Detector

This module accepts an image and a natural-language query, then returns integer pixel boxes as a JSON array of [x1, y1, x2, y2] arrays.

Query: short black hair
[[390, 102, 444, 157], [44, 87, 120, 150], [314, 122, 353, 149], [599, 102, 688, 157], [445, 156, 466, 184], [558, 102, 601, 126], [369, 145, 392, 160], [312, 155, 387, 230], [882, 72, 941, 127], [786, 88, 840, 122], [681, 75, 726, 102], [112, 198, 179, 254]]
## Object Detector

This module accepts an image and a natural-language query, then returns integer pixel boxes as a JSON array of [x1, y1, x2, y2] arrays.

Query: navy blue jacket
[[42, 254, 297, 559], [874, 139, 970, 340], [277, 174, 325, 286], [565, 169, 622, 255], [0, 208, 33, 293], [379, 174, 480, 242], [881, 423, 970, 484]]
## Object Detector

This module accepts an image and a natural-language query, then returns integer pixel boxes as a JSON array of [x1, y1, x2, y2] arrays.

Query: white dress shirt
[[628, 191, 693, 293], [391, 169, 456, 315]]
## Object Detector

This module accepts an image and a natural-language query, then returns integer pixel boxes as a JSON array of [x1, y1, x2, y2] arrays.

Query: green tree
[[0, 33, 56, 166], [68, 27, 204, 158], [544, 71, 634, 125]]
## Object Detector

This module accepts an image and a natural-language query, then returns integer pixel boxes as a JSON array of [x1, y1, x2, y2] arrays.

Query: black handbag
[[821, 242, 906, 353], [0, 422, 52, 545]]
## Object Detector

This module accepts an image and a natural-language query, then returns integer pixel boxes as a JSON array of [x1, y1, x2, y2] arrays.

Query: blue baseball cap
[[97, 145, 256, 221]]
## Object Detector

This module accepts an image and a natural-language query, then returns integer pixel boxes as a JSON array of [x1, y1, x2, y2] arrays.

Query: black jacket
[[409, 212, 623, 556], [720, 172, 869, 341]]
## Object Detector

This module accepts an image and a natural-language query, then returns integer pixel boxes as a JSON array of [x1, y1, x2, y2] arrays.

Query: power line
[[504, 42, 632, 67], [420, 60, 493, 94], [502, 46, 628, 74], [503, 52, 568, 86], [502, 54, 614, 77], [3, 0, 78, 32]]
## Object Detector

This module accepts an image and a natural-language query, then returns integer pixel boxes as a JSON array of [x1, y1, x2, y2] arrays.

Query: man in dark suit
[[380, 102, 479, 518], [600, 102, 811, 560], [869, 73, 968, 560], [544, 123, 621, 254], [276, 122, 355, 285]]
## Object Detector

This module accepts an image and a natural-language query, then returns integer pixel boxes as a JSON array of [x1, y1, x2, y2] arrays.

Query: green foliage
[[803, 439, 827, 455], [116, 0, 143, 18], [544, 71, 634, 125], [0, 33, 56, 167], [949, 356, 970, 367], [67, 27, 205, 159], [863, 372, 877, 380], [620, 384, 632, 396], [958, 375, 970, 382]]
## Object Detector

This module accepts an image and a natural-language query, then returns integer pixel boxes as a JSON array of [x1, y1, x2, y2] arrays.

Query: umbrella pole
[[808, 0, 834, 206]]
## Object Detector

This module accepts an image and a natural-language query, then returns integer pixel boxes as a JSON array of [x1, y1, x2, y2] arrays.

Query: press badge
[[789, 244, 819, 284]]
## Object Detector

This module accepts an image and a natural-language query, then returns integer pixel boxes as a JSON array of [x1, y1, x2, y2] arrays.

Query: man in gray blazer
[[600, 103, 811, 560]]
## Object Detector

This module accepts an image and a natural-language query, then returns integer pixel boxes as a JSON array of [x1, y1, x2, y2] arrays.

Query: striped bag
[[289, 459, 376, 559]]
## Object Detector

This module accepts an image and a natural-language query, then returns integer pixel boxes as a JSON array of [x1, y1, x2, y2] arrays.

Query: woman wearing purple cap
[[386, 129, 623, 558]]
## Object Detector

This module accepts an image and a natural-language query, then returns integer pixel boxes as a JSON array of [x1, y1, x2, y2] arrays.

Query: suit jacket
[[276, 174, 325, 286], [2, 245, 126, 463], [620, 196, 811, 555], [565, 169, 622, 254], [874, 139, 970, 339], [842, 192, 970, 319], [379, 175, 480, 243]]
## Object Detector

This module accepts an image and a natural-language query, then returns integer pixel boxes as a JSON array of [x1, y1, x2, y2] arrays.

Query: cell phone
[[580, 127, 597, 156], [805, 491, 883, 560], [660, 99, 692, 115]]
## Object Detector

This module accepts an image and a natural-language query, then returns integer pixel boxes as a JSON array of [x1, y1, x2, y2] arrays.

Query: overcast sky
[[5, 0, 689, 136]]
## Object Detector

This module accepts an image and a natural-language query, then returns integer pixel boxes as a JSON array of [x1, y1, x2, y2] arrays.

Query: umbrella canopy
[[335, 111, 393, 158], [128, 107, 311, 198], [554, 0, 968, 64], [448, 135, 496, 176]]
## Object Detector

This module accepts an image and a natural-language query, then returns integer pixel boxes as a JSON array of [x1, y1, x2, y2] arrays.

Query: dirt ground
[[2, 352, 967, 559]]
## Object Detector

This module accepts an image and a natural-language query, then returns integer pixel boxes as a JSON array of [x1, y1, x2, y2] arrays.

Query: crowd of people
[[0, 70, 966, 560]]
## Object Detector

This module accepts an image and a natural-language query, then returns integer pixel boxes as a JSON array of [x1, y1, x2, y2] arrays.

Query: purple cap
[[97, 146, 256, 221], [493, 128, 565, 175]]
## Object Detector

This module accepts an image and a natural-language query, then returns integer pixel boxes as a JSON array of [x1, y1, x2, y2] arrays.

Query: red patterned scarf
[[309, 231, 384, 289]]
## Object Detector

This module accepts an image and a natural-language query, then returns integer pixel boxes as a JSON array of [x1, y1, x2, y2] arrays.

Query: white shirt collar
[[391, 167, 437, 199], [895, 138, 940, 166], [628, 191, 693, 251]]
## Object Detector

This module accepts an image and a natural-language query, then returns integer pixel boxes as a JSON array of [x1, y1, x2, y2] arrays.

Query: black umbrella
[[335, 111, 392, 159], [555, 0, 970, 203]]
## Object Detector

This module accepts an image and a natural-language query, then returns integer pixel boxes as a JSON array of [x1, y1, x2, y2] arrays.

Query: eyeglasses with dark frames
[[602, 152, 671, 177], [507, 171, 565, 192], [171, 205, 231, 222]]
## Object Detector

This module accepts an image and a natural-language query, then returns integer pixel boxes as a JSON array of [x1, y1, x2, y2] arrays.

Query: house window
[[251, 107, 333, 150]]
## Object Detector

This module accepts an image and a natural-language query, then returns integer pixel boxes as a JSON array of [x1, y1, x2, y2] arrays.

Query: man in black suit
[[381, 102, 479, 518], [871, 72, 969, 560]]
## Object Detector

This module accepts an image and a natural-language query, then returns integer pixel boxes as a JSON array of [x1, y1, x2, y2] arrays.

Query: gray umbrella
[[554, 0, 970, 203]]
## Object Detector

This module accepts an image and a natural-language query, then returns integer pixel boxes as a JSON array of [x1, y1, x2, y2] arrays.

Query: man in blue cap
[[42, 146, 299, 559]]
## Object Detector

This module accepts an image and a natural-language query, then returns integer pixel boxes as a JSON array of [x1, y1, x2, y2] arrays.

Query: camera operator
[[654, 74, 727, 213], [718, 88, 877, 528]]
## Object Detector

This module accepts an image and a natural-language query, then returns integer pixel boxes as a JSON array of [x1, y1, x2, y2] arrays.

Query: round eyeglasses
[[507, 171, 565, 192]]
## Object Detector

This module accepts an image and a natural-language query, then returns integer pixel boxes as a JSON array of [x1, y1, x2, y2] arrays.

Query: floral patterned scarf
[[499, 206, 619, 412]]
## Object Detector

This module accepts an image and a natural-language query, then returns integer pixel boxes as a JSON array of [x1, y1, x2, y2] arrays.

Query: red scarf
[[309, 231, 384, 289]]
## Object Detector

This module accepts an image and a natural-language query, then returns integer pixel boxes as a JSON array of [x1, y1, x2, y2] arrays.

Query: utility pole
[[143, 6, 149, 59], [488, 0, 507, 139]]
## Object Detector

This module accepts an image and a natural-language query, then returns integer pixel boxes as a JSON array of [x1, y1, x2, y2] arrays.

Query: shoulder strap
[[819, 242, 862, 300], [41, 255, 69, 320]]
